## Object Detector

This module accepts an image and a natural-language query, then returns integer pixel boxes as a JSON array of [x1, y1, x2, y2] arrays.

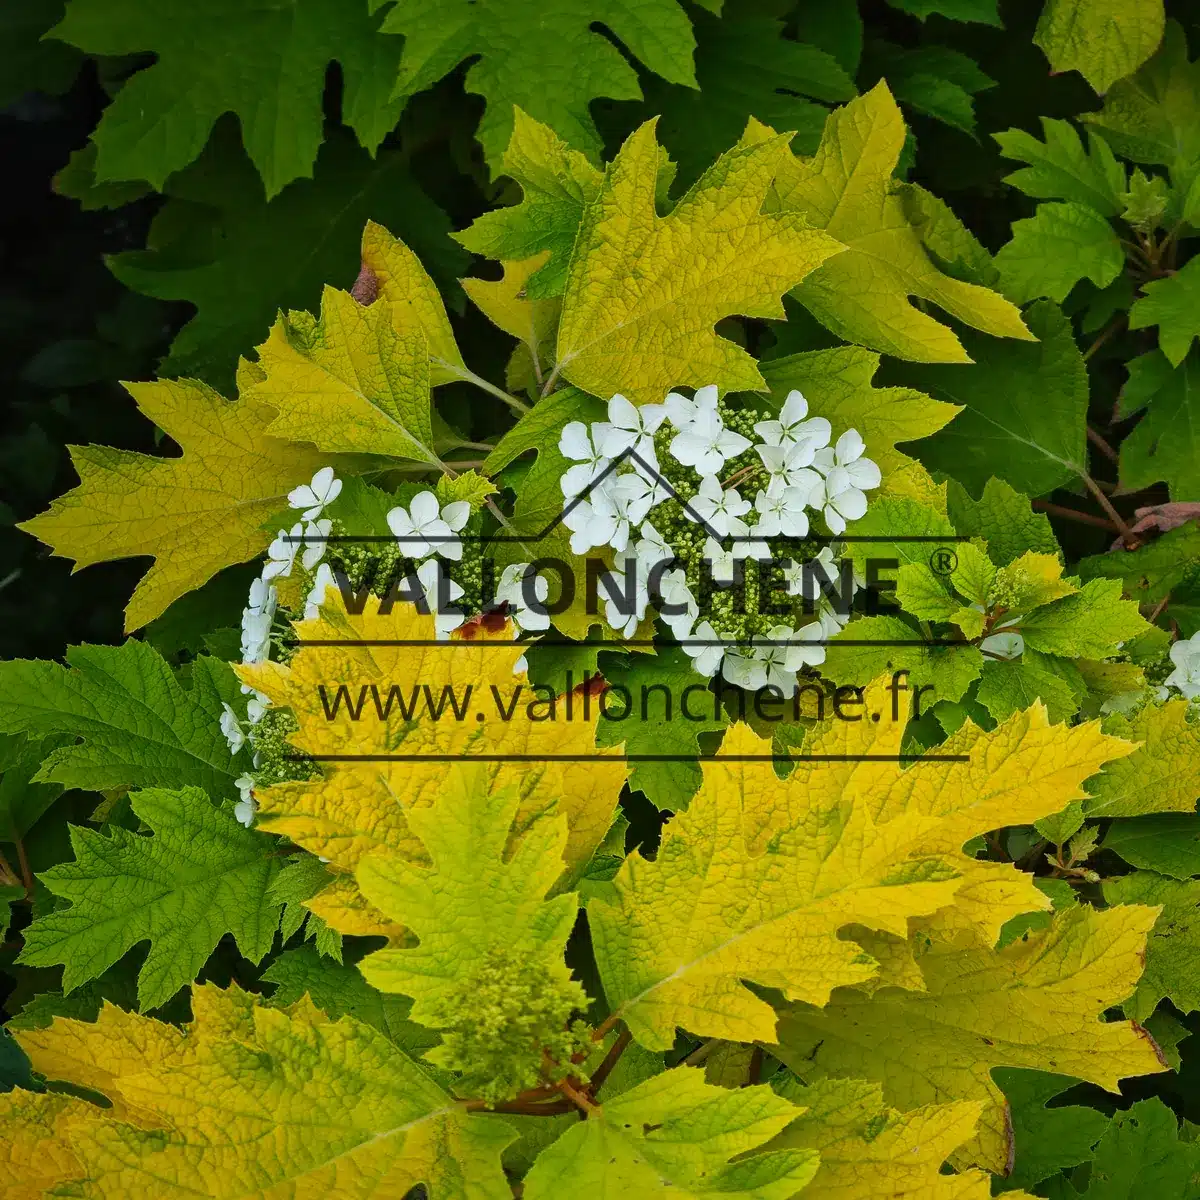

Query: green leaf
[[773, 83, 1032, 362], [454, 109, 603, 301], [1116, 349, 1200, 498], [0, 735, 67, 843], [263, 945, 440, 1058], [947, 477, 1060, 567], [903, 300, 1089, 497], [554, 120, 841, 404], [884, 0, 1001, 25], [994, 1068, 1107, 1191], [109, 127, 468, 391], [596, 647, 727, 812], [994, 202, 1124, 304], [897, 182, 1001, 288], [1105, 814, 1200, 879], [1034, 0, 1165, 95], [52, 0, 405, 196], [1083, 22, 1200, 175], [631, 8, 856, 191], [522, 1068, 817, 1199], [874, 44, 996, 135], [18, 787, 282, 1010], [1020, 578, 1150, 658], [0, 0, 81, 107], [995, 118, 1126, 217], [895, 563, 958, 620], [1076, 519, 1200, 610], [1129, 256, 1200, 366], [1085, 701, 1200, 817], [0, 642, 241, 798], [1105, 871, 1200, 1020], [377, 0, 700, 171], [1078, 1097, 1200, 1198], [976, 650, 1083, 725]]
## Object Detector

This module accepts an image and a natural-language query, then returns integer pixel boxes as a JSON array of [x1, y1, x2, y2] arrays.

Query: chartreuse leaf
[[948, 478, 1060, 568], [553, 121, 841, 404], [1104, 813, 1200, 878], [994, 202, 1124, 304], [356, 764, 578, 1021], [897, 182, 1001, 288], [241, 285, 439, 464], [995, 118, 1126, 216], [772, 904, 1168, 1173], [768, 1077, 1004, 1199], [454, 109, 603, 300], [595, 647, 727, 812], [1080, 1097, 1200, 1199], [590, 680, 1132, 1052], [1116, 349, 1200, 499], [1077, 520, 1200, 620], [523, 1068, 817, 1200], [976, 650, 1082, 725], [902, 300, 1088, 497], [0, 1091, 87, 1200], [1, 984, 515, 1196], [1105, 871, 1200, 1020], [1085, 700, 1200, 817], [49, 0, 406, 196], [462, 255, 562, 393], [759, 346, 958, 506], [1034, 0, 1165, 94], [238, 597, 627, 937], [0, 642, 240, 797], [1129, 256, 1200, 366], [377, 0, 699, 171], [766, 82, 1031, 363], [17, 378, 326, 631], [18, 787, 281, 1011], [994, 1068, 1107, 1191], [1082, 22, 1200, 172]]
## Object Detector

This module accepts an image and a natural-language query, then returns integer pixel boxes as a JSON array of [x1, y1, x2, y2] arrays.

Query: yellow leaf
[[590, 677, 1133, 1050], [1035, 0, 1165, 94], [768, 84, 1034, 362], [360, 219, 467, 385], [554, 120, 843, 403], [304, 871, 407, 940], [0, 1091, 89, 1200], [769, 1079, 1033, 1199], [3, 984, 515, 1197], [238, 595, 627, 936], [463, 254, 562, 392], [991, 550, 1076, 613], [18, 380, 326, 632], [244, 285, 441, 464], [773, 904, 1168, 1172]]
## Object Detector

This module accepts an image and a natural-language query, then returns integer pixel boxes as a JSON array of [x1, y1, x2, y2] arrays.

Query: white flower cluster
[[547, 386, 880, 690], [1164, 630, 1200, 700]]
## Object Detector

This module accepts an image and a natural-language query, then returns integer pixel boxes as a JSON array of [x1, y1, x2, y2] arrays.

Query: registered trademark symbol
[[929, 547, 958, 576]]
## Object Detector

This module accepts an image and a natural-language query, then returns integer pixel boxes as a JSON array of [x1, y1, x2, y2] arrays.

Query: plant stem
[[1082, 315, 1125, 362], [588, 1027, 632, 1095], [1086, 426, 1119, 464], [1031, 500, 1118, 532], [556, 1077, 600, 1115], [682, 1039, 718, 1068], [14, 839, 33, 895], [591, 1010, 623, 1043], [1080, 473, 1137, 547], [0, 849, 20, 889], [461, 368, 530, 416]]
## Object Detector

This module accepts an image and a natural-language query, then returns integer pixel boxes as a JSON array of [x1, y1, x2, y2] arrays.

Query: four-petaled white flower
[[752, 479, 811, 539], [495, 563, 551, 632], [594, 394, 666, 462], [690, 475, 751, 538], [417, 559, 466, 639], [219, 703, 245, 755], [233, 775, 256, 828], [302, 519, 331, 571], [246, 694, 270, 724], [669, 406, 751, 475], [664, 384, 719, 430], [753, 390, 831, 458], [262, 522, 303, 581], [288, 467, 342, 521], [683, 620, 725, 677], [756, 441, 824, 493], [599, 551, 651, 637], [559, 421, 613, 498], [812, 430, 881, 534], [656, 568, 698, 638], [387, 491, 471, 560], [304, 561, 336, 621], [240, 577, 277, 664], [1164, 631, 1200, 699]]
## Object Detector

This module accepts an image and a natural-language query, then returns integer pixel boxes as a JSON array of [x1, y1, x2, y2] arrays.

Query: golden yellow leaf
[[238, 595, 627, 936], [0, 1091, 89, 1200], [773, 904, 1168, 1172], [590, 678, 1133, 1050], [3, 984, 515, 1197], [18, 380, 325, 632], [554, 120, 843, 403]]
